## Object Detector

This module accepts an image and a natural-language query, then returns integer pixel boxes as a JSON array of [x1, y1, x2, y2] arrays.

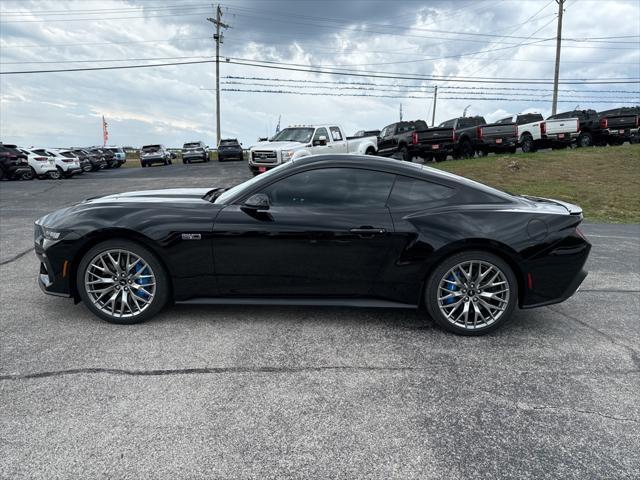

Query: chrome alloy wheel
[[84, 249, 156, 318], [437, 260, 510, 330]]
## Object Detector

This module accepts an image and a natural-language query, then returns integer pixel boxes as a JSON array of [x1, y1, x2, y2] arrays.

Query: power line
[[223, 76, 640, 94], [219, 88, 638, 103], [2, 57, 639, 85]]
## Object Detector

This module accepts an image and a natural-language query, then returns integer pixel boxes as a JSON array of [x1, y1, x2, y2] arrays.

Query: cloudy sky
[[1, 0, 638, 148]]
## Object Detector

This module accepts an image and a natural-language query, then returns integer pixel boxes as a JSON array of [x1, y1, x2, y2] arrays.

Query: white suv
[[31, 148, 82, 178], [18, 148, 59, 179]]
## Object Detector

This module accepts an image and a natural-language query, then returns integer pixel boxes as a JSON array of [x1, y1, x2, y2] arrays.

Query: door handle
[[350, 227, 387, 236]]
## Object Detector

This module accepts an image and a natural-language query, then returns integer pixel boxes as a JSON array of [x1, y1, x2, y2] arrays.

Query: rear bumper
[[520, 232, 591, 309], [479, 138, 518, 151], [603, 127, 639, 138], [412, 142, 455, 156]]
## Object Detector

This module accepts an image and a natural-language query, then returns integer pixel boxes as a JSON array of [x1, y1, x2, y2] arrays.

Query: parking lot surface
[[1, 162, 639, 479]]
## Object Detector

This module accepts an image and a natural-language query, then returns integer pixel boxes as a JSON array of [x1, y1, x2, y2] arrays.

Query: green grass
[[432, 144, 640, 223]]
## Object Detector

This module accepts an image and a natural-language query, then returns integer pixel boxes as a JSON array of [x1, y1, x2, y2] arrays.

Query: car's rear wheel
[[425, 251, 518, 335], [77, 240, 169, 324]]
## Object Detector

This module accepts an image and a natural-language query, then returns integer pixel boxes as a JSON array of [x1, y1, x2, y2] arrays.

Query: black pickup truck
[[409, 116, 487, 162], [376, 120, 430, 161], [598, 107, 639, 145]]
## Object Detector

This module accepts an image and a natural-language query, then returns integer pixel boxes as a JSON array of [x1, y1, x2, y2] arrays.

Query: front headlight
[[42, 227, 64, 240], [282, 150, 295, 161]]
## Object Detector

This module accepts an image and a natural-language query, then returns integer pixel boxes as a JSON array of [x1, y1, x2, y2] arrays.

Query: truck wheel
[[577, 132, 592, 148], [477, 149, 488, 157], [509, 147, 517, 154], [365, 147, 375, 155], [423, 154, 434, 163], [460, 140, 474, 159], [520, 134, 536, 153], [434, 153, 447, 162], [400, 146, 411, 162]]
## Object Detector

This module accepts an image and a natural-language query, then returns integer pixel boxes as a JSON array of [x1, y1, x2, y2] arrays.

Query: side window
[[313, 128, 329, 143], [384, 124, 396, 137], [261, 168, 395, 209], [387, 176, 455, 208], [329, 127, 343, 141]]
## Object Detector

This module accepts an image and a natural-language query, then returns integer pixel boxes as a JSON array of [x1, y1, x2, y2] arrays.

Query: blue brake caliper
[[444, 273, 458, 305], [134, 262, 151, 300]]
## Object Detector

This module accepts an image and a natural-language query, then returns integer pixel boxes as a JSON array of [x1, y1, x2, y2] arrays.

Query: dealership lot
[[1, 162, 639, 479]]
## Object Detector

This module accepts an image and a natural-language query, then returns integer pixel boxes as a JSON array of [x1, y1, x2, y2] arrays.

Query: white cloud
[[0, 0, 638, 148]]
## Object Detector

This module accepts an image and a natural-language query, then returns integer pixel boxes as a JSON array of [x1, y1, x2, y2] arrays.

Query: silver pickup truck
[[248, 124, 377, 175]]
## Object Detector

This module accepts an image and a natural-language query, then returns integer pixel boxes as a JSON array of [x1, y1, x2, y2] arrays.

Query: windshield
[[219, 140, 238, 146], [270, 127, 314, 143], [142, 145, 160, 151], [214, 161, 294, 205], [184, 143, 200, 148]]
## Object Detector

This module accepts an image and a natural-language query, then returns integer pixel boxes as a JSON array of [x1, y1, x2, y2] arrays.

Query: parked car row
[[0, 144, 126, 180], [376, 106, 640, 162]]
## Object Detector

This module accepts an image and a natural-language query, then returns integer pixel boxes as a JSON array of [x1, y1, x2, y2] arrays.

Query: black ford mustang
[[35, 155, 590, 335]]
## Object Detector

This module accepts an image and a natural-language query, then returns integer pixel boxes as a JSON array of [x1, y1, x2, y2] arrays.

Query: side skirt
[[176, 297, 418, 309]]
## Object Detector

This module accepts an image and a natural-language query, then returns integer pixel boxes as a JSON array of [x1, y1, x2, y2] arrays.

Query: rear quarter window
[[388, 176, 455, 208]]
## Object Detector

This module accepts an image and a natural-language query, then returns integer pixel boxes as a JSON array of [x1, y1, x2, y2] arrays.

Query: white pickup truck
[[248, 124, 377, 175], [479, 113, 580, 154]]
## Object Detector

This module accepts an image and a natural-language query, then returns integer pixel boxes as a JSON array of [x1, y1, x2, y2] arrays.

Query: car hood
[[251, 141, 307, 151], [37, 188, 217, 229], [87, 188, 213, 203]]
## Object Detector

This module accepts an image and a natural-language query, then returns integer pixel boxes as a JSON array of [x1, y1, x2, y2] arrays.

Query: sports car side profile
[[35, 155, 590, 335]]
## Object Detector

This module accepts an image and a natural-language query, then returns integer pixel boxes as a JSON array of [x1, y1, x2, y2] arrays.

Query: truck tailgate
[[481, 124, 518, 142], [546, 118, 579, 135]]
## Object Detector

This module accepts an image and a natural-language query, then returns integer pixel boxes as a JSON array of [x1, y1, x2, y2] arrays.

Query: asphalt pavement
[[1, 161, 639, 479]]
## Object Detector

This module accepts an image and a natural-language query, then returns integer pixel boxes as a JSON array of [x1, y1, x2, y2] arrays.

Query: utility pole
[[207, 5, 229, 147], [551, 0, 564, 116], [399, 103, 403, 121], [431, 86, 438, 126]]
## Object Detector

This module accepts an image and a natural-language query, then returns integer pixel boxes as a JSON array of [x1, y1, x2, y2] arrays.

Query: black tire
[[400, 146, 411, 161], [630, 135, 639, 145], [76, 239, 170, 324], [365, 147, 375, 155], [459, 140, 474, 159], [425, 250, 518, 336], [509, 147, 517, 154], [520, 134, 536, 153], [477, 148, 488, 157], [22, 167, 36, 180], [434, 153, 447, 162], [422, 154, 434, 163], [577, 132, 592, 148], [0, 169, 4, 180], [48, 169, 61, 180]]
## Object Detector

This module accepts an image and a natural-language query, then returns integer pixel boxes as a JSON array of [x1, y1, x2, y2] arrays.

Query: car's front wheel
[[425, 250, 518, 335], [77, 240, 169, 324]]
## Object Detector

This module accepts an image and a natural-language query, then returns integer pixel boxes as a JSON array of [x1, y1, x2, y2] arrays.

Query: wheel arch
[[420, 239, 525, 307], [68, 228, 173, 303]]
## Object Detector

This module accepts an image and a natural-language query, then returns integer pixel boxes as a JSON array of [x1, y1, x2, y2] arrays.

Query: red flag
[[102, 115, 109, 146]]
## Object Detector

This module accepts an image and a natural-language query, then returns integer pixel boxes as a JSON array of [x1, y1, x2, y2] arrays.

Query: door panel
[[212, 205, 395, 296]]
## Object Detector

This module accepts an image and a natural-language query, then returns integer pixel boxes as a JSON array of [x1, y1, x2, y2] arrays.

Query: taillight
[[452, 129, 457, 142], [540, 121, 546, 136], [477, 126, 483, 140], [600, 118, 608, 129], [636, 115, 639, 128], [62, 159, 74, 163], [411, 132, 418, 145], [515, 125, 519, 137], [35, 157, 48, 162], [577, 119, 580, 131]]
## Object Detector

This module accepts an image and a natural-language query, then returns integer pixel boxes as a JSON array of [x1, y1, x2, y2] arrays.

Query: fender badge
[[181, 233, 202, 240]]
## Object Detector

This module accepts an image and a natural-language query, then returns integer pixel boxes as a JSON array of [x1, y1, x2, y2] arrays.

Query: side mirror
[[314, 135, 327, 146], [242, 193, 270, 211]]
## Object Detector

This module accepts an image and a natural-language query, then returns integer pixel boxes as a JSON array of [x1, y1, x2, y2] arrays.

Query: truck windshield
[[271, 128, 314, 143], [438, 120, 456, 128]]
